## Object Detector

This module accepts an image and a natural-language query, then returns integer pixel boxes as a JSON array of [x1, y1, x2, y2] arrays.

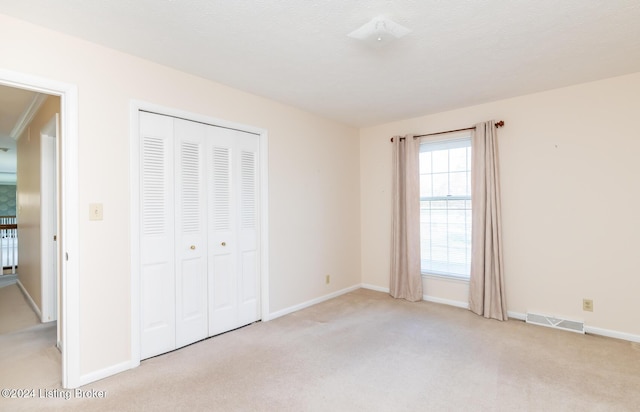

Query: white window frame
[[419, 131, 472, 280]]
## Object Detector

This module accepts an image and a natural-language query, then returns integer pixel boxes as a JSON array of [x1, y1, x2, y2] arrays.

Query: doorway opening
[[0, 69, 79, 388]]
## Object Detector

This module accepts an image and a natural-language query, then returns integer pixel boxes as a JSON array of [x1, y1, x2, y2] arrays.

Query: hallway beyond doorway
[[0, 283, 60, 389]]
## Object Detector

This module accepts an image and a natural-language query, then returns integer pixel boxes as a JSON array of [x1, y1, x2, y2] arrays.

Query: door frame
[[0, 69, 80, 388], [40, 114, 58, 324], [129, 101, 270, 367]]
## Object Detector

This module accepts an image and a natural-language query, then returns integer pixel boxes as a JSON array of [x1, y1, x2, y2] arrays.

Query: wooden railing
[[1, 216, 17, 274]]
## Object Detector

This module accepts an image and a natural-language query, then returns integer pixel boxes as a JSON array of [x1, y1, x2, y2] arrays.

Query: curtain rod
[[390, 120, 504, 142]]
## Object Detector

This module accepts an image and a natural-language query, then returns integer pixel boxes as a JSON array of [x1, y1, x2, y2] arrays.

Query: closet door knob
[[190, 245, 196, 250], [221, 242, 226, 247]]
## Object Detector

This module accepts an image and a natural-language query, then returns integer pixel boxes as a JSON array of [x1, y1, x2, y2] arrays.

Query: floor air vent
[[525, 313, 585, 334]]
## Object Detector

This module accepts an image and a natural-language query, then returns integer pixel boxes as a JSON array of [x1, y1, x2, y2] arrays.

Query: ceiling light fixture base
[[348, 16, 411, 47]]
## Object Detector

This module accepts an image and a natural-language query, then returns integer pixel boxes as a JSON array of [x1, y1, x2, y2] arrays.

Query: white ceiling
[[1, 1, 640, 127]]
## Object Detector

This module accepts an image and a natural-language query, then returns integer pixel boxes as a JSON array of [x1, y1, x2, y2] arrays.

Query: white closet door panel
[[206, 128, 238, 335], [174, 119, 208, 346], [207, 128, 235, 245], [140, 112, 176, 359], [238, 250, 259, 324], [236, 133, 261, 325], [207, 128, 260, 332], [139, 112, 262, 358], [209, 254, 237, 335], [140, 263, 175, 358], [175, 256, 207, 347]]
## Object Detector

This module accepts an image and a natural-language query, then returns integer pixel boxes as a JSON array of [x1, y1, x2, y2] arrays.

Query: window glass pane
[[419, 152, 431, 174], [431, 150, 448, 173], [420, 176, 432, 198], [431, 173, 448, 197], [448, 209, 465, 224], [431, 246, 448, 261], [419, 134, 472, 279], [449, 147, 467, 172], [449, 172, 468, 196], [448, 200, 466, 210], [420, 205, 431, 220], [431, 224, 447, 244], [421, 248, 431, 260]]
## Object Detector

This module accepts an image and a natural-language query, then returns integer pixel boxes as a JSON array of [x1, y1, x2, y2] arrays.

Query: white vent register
[[526, 313, 585, 334]]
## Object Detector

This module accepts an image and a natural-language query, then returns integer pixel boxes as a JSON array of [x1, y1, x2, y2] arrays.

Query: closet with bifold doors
[[138, 111, 260, 360]]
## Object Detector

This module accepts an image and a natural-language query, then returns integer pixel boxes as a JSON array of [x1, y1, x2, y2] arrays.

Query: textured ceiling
[[1, 1, 640, 127]]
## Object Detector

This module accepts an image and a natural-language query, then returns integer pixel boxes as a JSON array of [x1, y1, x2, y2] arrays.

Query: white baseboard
[[361, 283, 389, 293], [423, 295, 470, 309], [267, 284, 361, 321], [16, 279, 43, 322], [364, 290, 640, 343], [507, 310, 640, 343], [362, 283, 470, 309], [507, 310, 526, 321], [79, 360, 131, 387], [584, 326, 640, 343]]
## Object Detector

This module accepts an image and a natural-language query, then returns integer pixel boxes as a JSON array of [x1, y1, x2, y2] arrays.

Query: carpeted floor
[[2, 288, 639, 411], [0, 282, 41, 334], [0, 282, 60, 396]]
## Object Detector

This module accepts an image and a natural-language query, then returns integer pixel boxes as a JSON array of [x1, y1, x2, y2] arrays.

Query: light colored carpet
[[1, 288, 639, 411], [0, 282, 60, 396], [0, 283, 41, 334], [0, 322, 59, 389]]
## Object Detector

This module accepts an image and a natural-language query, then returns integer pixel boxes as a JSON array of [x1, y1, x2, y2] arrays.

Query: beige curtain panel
[[469, 121, 508, 320], [390, 135, 423, 302]]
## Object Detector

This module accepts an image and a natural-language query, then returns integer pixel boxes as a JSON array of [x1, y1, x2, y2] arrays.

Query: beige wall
[[361, 72, 640, 336], [4, 9, 639, 383], [16, 95, 60, 314], [1, 14, 361, 377]]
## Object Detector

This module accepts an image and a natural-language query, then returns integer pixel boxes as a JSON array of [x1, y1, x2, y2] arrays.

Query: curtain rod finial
[[495, 120, 505, 128]]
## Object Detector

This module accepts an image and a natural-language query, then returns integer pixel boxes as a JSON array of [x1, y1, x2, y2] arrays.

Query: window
[[419, 134, 472, 279]]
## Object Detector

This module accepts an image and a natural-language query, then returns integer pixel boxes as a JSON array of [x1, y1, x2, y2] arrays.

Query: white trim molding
[[361, 283, 389, 293], [16, 280, 43, 321], [10, 92, 47, 139], [267, 284, 362, 321], [507, 311, 526, 321], [362, 287, 640, 343], [79, 361, 132, 387], [423, 295, 469, 309], [584, 326, 640, 343], [362, 283, 470, 309], [507, 310, 640, 343], [0, 68, 79, 389]]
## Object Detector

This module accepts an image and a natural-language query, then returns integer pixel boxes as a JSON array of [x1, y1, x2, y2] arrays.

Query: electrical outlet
[[583, 299, 593, 312], [325, 275, 330, 285]]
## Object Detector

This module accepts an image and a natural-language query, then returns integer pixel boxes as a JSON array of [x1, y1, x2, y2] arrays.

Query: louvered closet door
[[140, 112, 176, 359], [207, 127, 260, 336], [174, 119, 208, 348], [236, 131, 260, 326]]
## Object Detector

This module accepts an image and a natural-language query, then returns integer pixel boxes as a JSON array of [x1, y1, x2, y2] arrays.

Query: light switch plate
[[89, 203, 103, 221]]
